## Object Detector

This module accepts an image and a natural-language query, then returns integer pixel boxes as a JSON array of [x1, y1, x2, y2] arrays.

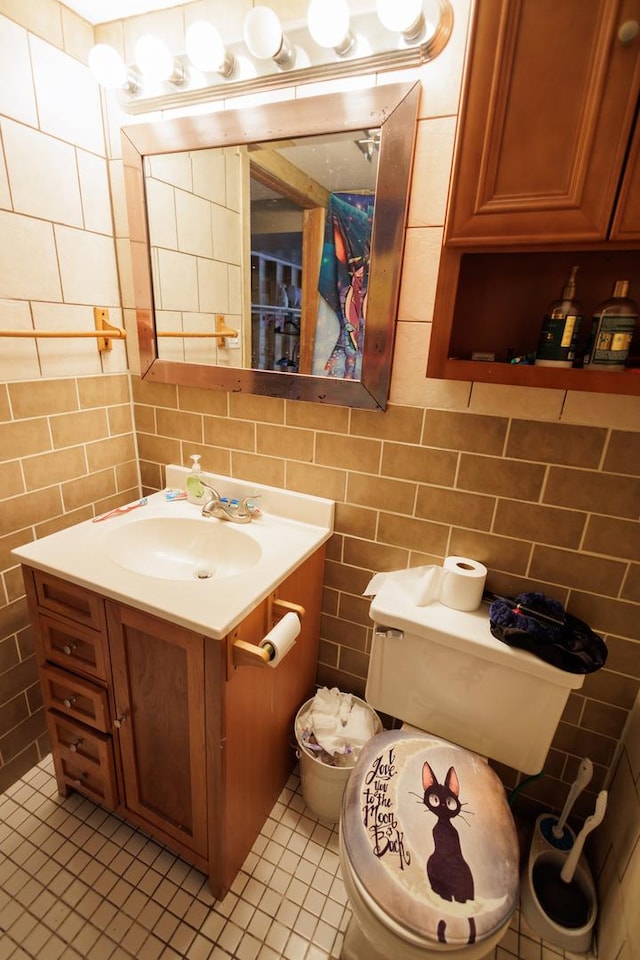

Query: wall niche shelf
[[428, 247, 640, 396]]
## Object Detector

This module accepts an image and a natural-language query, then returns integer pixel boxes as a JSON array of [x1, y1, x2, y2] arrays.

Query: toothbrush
[[560, 790, 608, 884], [92, 497, 148, 522], [553, 757, 593, 839]]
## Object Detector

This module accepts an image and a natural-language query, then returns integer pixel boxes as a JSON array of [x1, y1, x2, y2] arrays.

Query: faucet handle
[[237, 495, 261, 517], [200, 481, 222, 501]]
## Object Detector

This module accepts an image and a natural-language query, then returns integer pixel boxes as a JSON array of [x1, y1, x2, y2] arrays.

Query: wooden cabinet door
[[106, 602, 209, 859], [446, 0, 640, 245], [610, 120, 640, 240]]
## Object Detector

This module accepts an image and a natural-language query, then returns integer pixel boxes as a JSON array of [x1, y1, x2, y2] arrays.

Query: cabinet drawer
[[41, 663, 110, 732], [47, 712, 118, 810], [34, 570, 106, 633], [39, 613, 109, 682]]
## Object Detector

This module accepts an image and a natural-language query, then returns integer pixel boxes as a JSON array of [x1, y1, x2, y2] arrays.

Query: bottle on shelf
[[535, 265, 583, 368], [583, 280, 638, 372]]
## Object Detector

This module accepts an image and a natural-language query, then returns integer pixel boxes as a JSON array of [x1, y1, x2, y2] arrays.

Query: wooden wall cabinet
[[23, 547, 324, 897], [429, 0, 640, 394]]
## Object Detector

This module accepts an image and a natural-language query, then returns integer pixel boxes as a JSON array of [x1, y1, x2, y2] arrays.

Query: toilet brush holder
[[520, 814, 597, 954]]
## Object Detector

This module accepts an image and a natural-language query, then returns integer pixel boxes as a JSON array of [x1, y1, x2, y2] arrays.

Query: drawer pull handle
[[113, 715, 127, 728], [63, 696, 77, 709], [62, 642, 77, 656], [71, 773, 88, 786], [69, 739, 83, 753]]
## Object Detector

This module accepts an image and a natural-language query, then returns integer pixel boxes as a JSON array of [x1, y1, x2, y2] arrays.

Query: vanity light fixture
[[134, 34, 185, 86], [89, 0, 453, 115], [307, 0, 354, 57], [243, 6, 296, 71], [185, 21, 235, 78]]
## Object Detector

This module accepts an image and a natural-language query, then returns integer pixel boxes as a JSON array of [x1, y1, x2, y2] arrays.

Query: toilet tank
[[367, 592, 584, 775]]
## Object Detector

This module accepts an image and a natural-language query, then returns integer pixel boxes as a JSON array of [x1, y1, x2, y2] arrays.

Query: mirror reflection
[[147, 129, 379, 380]]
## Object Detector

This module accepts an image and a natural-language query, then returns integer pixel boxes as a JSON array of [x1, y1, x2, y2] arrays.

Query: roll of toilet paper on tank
[[260, 611, 301, 667], [420, 556, 487, 611]]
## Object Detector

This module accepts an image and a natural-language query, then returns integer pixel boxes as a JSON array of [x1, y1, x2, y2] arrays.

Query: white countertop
[[12, 468, 334, 640]]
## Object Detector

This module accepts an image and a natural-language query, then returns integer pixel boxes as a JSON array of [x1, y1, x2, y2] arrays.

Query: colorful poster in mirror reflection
[[314, 192, 374, 379]]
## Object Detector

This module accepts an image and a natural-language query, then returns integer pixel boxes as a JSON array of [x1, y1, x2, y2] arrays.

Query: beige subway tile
[[285, 400, 349, 433], [606, 752, 640, 876], [130, 376, 178, 409], [584, 516, 640, 563], [1, 529, 34, 572], [398, 227, 443, 323], [563, 392, 640, 431], [324, 559, 374, 595], [231, 452, 285, 488], [605, 636, 640, 679], [181, 444, 230, 476], [338, 646, 370, 682], [530, 545, 626, 597], [203, 415, 255, 451], [257, 424, 314, 462], [136, 433, 182, 466], [377, 512, 448, 556], [486, 571, 568, 607], [156, 408, 203, 444], [494, 501, 585, 549], [381, 442, 457, 486], [317, 663, 365, 698], [317, 638, 339, 668], [416, 485, 494, 531], [581, 699, 628, 739], [351, 404, 423, 443], [87, 435, 136, 473], [140, 459, 163, 492], [322, 587, 339, 617], [469, 383, 565, 421], [343, 537, 408, 573], [115, 461, 139, 495], [0, 418, 51, 459], [325, 533, 342, 563], [50, 408, 108, 448], [321, 614, 368, 652], [338, 593, 374, 629], [61, 5, 93, 61], [544, 466, 640, 519], [286, 461, 346, 501], [0, 461, 25, 498], [407, 116, 456, 227], [422, 410, 507, 455], [23, 447, 86, 491], [108, 404, 133, 436], [334, 503, 377, 541], [5, 565, 26, 603], [229, 393, 284, 424], [0, 385, 10, 421], [77, 374, 129, 408], [507, 420, 607, 468], [458, 453, 545, 501], [178, 385, 228, 417], [316, 433, 380, 473], [625, 698, 640, 782], [604, 431, 640, 477], [61, 468, 116, 512], [570, 591, 639, 642], [582, 669, 639, 711], [0, 487, 63, 537], [34, 505, 92, 539], [133, 403, 156, 434], [553, 720, 617, 767], [8, 379, 78, 418], [448, 529, 531, 575], [390, 353, 472, 409], [622, 566, 640, 604], [1, 707, 45, 764], [347, 473, 416, 514]]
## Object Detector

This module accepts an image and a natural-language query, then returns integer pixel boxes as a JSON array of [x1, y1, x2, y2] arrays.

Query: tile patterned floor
[[0, 756, 592, 960]]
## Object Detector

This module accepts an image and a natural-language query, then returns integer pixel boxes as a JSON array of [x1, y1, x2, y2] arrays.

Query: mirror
[[122, 82, 419, 409]]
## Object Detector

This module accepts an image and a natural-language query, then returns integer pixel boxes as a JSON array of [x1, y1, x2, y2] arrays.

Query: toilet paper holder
[[231, 596, 305, 671]]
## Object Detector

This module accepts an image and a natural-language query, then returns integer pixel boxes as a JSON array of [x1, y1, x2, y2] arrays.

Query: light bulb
[[135, 34, 184, 85], [244, 7, 295, 69], [377, 0, 425, 39], [307, 0, 353, 55], [88, 43, 129, 89], [185, 21, 234, 77]]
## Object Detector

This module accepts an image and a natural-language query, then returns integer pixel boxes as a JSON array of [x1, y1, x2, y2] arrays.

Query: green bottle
[[584, 280, 638, 372], [535, 266, 582, 367]]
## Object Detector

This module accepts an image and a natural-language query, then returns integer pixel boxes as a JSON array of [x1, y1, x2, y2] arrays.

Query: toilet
[[339, 589, 585, 960]]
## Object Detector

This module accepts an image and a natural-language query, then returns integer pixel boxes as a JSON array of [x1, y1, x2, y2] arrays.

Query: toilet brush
[[552, 757, 593, 840], [560, 790, 608, 884]]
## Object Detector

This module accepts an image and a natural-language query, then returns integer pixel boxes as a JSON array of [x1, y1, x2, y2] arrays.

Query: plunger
[[533, 791, 607, 929]]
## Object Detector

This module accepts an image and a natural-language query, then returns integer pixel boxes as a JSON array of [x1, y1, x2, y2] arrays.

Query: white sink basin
[[103, 516, 262, 581]]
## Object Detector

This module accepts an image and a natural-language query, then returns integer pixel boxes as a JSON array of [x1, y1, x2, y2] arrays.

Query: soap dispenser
[[535, 265, 583, 367], [186, 454, 206, 505], [584, 280, 638, 372]]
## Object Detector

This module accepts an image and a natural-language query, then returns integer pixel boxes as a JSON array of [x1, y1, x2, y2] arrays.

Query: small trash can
[[294, 691, 382, 823]]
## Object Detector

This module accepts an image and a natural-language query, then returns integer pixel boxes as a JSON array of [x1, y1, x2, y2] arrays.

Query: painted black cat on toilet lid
[[341, 730, 519, 949]]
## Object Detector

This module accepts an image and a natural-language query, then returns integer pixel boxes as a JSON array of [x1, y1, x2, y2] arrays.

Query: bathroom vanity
[[14, 469, 333, 897]]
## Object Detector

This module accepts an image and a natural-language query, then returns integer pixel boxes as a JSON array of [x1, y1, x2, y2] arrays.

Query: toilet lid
[[341, 730, 519, 949]]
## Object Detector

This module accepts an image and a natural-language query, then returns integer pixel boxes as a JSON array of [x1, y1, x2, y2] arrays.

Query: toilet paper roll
[[417, 556, 487, 611], [260, 611, 301, 667]]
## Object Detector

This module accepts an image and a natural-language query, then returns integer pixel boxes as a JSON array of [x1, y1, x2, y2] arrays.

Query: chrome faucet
[[200, 482, 258, 524]]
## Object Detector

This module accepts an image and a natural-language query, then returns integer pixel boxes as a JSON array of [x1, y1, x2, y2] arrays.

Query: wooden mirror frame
[[121, 81, 420, 409]]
